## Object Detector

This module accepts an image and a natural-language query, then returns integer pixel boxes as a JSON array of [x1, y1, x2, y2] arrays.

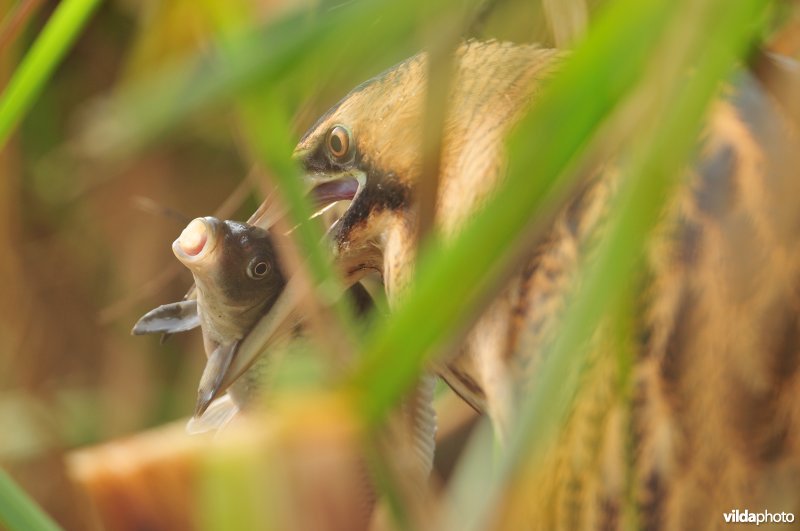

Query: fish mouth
[[305, 170, 366, 218], [172, 216, 220, 266]]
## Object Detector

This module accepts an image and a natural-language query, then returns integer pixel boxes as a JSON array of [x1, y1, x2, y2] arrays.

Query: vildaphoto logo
[[723, 509, 795, 525]]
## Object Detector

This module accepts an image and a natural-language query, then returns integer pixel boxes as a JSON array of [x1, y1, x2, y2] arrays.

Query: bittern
[[199, 40, 800, 529]]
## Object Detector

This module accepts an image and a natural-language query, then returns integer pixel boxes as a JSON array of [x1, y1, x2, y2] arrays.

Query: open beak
[[304, 168, 366, 218]]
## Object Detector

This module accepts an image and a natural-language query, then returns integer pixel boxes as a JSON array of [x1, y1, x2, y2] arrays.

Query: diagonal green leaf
[[81, 0, 471, 159], [0, 0, 101, 148], [0, 468, 62, 531]]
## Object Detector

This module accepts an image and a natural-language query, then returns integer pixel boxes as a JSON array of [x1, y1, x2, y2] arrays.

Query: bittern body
[[288, 41, 800, 530], [163, 40, 800, 529]]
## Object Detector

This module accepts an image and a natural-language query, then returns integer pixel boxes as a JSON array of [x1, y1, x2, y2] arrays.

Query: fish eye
[[247, 260, 270, 279], [326, 125, 352, 160]]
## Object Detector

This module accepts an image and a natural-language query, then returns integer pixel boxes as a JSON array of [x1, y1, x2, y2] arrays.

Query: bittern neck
[[330, 173, 412, 283], [333, 207, 414, 296], [381, 211, 417, 306]]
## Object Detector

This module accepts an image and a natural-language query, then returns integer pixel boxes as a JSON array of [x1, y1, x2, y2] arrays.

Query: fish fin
[[186, 394, 239, 434], [131, 300, 199, 335], [195, 341, 238, 417]]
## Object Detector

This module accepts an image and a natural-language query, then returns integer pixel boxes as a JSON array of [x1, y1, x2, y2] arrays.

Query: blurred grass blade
[[349, 0, 679, 424], [0, 0, 44, 52], [0, 0, 101, 148], [82, 0, 470, 159], [542, 0, 588, 47], [239, 104, 360, 338], [0, 468, 62, 531], [199, 0, 361, 348]]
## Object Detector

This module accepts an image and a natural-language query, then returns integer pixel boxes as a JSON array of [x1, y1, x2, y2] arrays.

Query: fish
[[133, 216, 375, 431], [172, 216, 288, 420], [134, 216, 287, 425]]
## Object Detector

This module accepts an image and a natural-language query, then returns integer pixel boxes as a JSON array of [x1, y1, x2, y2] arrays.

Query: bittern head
[[296, 53, 428, 279], [296, 41, 562, 282]]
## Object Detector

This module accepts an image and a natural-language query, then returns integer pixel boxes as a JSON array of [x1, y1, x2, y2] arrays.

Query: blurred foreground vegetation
[[1, 0, 799, 529]]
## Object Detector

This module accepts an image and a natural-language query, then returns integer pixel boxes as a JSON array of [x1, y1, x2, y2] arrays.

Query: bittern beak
[[295, 148, 366, 219]]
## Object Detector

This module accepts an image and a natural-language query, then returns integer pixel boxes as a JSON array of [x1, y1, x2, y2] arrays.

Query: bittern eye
[[326, 125, 352, 160], [248, 260, 270, 279]]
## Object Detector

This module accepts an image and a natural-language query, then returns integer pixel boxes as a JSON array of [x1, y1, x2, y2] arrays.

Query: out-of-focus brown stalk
[[414, 38, 457, 247], [0, 0, 43, 53], [67, 395, 375, 531], [542, 0, 588, 48]]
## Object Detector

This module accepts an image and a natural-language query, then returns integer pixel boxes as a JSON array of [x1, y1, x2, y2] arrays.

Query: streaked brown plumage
[[290, 40, 800, 530], [629, 74, 800, 531]]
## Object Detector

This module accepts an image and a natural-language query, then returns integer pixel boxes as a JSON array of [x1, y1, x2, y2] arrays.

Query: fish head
[[172, 217, 286, 338]]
